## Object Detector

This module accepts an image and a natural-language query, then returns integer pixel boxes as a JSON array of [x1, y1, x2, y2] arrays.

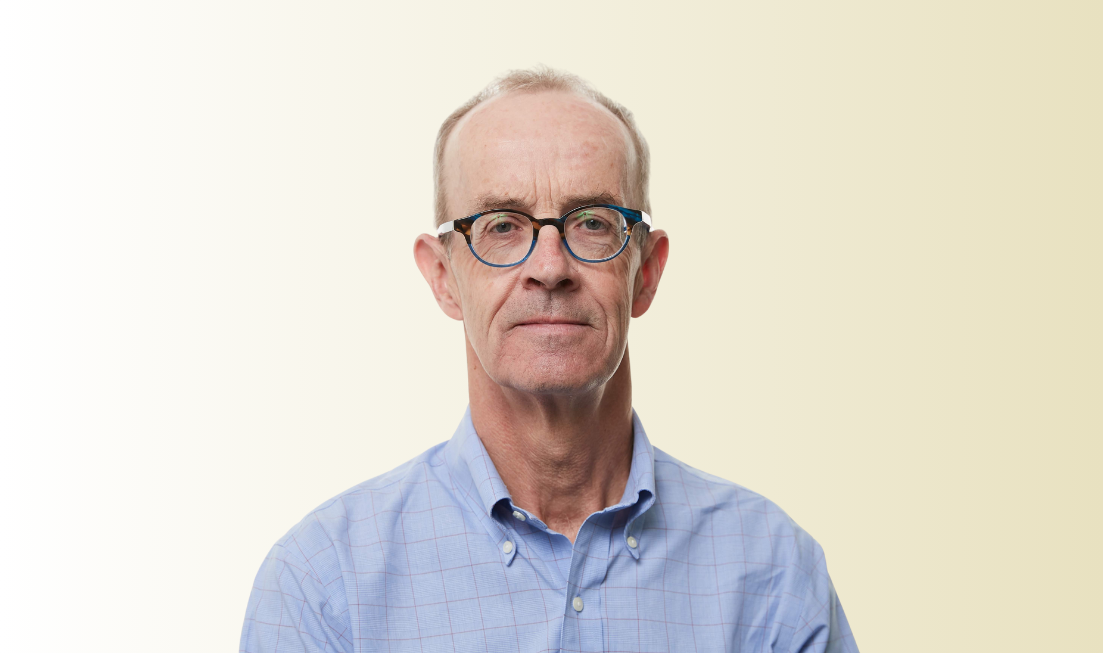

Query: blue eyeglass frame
[[436, 203, 653, 268]]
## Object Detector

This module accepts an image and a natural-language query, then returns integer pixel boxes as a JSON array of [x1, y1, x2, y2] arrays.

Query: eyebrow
[[466, 192, 625, 216], [468, 194, 531, 215]]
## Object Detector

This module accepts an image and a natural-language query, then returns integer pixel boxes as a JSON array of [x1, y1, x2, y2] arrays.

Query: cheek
[[614, 258, 640, 304], [595, 269, 637, 335], [455, 269, 515, 340]]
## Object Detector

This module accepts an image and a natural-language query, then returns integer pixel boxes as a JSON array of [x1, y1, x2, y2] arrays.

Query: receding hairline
[[432, 67, 651, 232], [440, 90, 637, 208]]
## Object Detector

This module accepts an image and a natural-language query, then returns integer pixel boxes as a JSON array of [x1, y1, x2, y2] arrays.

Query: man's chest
[[342, 521, 797, 653]]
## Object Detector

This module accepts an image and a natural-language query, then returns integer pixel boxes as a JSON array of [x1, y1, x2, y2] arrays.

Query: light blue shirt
[[241, 409, 857, 652]]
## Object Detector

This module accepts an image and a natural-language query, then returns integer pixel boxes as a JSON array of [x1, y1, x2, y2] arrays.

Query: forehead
[[443, 90, 633, 211]]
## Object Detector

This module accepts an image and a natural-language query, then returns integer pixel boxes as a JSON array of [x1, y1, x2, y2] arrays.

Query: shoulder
[[277, 440, 452, 552], [651, 446, 825, 578], [649, 448, 854, 650], [243, 442, 454, 650]]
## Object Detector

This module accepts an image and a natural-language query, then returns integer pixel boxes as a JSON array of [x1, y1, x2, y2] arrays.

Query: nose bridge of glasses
[[532, 216, 566, 236], [530, 220, 568, 259]]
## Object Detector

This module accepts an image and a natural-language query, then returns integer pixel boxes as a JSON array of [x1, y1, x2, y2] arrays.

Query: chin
[[509, 377, 603, 396], [497, 353, 620, 396]]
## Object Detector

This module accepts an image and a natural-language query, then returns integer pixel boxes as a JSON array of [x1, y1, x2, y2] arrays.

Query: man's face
[[438, 90, 648, 395]]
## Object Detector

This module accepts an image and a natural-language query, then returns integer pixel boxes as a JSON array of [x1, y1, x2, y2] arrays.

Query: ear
[[631, 229, 670, 318], [414, 234, 464, 321]]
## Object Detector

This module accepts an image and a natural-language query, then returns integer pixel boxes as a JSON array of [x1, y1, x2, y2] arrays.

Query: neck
[[468, 343, 634, 544]]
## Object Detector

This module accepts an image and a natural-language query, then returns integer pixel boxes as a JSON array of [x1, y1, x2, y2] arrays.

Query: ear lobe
[[631, 229, 669, 318], [414, 234, 464, 321]]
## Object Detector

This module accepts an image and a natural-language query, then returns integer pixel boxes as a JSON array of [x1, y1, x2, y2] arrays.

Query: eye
[[576, 211, 609, 231], [483, 213, 523, 235]]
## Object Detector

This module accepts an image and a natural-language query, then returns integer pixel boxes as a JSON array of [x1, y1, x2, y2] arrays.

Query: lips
[[516, 318, 589, 326]]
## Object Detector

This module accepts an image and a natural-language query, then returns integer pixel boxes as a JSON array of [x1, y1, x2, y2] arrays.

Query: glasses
[[437, 204, 652, 268]]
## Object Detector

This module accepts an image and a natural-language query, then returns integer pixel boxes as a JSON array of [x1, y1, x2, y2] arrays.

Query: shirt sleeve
[[788, 543, 859, 653], [240, 528, 352, 653]]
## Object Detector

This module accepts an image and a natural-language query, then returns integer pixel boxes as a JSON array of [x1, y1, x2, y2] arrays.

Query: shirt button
[[572, 596, 584, 612], [626, 536, 638, 549], [512, 510, 526, 522], [502, 541, 513, 554]]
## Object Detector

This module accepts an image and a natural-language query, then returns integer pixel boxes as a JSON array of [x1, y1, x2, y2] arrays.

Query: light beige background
[[1, 2, 1099, 652]]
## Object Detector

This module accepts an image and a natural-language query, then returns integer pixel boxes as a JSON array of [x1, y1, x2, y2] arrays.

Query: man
[[241, 67, 857, 652]]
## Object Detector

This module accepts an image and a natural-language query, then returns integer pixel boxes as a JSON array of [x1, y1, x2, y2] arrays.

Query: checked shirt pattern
[[241, 410, 857, 652]]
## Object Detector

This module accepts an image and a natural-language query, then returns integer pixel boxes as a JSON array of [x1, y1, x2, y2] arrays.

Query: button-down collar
[[442, 406, 657, 556]]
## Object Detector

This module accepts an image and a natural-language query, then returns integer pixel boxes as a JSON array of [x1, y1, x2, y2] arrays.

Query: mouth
[[511, 317, 592, 335], [515, 318, 589, 327]]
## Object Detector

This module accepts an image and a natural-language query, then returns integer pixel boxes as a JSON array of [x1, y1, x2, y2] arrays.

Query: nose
[[523, 224, 576, 290]]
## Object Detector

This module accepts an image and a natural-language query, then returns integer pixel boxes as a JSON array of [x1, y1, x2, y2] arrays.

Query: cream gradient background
[[1, 2, 1099, 652]]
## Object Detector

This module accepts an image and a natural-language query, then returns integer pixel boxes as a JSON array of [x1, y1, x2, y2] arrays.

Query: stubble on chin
[[490, 334, 625, 396]]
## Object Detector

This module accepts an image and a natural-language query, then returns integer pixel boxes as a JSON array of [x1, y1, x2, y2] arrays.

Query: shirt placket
[[559, 512, 611, 653]]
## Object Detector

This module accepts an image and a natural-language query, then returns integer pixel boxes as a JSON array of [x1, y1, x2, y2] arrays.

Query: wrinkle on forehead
[[441, 91, 636, 216]]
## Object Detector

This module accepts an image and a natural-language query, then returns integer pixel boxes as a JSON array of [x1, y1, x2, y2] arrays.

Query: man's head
[[432, 67, 652, 234], [415, 67, 669, 398]]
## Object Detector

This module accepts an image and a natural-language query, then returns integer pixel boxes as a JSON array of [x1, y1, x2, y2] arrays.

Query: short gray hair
[[432, 66, 651, 235]]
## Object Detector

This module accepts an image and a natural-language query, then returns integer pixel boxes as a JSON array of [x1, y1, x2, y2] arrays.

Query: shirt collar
[[444, 407, 512, 518], [620, 409, 657, 510], [443, 406, 657, 521]]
